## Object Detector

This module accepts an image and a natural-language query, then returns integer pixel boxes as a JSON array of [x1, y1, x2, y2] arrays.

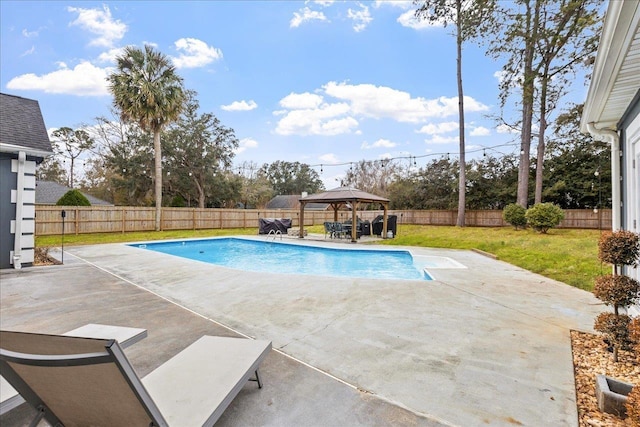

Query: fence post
[[74, 208, 79, 235], [193, 208, 196, 230], [122, 207, 125, 233]]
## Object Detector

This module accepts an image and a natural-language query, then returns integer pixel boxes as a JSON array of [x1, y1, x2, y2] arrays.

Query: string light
[[229, 141, 520, 175]]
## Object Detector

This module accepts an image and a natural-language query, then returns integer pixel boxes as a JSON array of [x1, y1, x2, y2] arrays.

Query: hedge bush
[[56, 189, 91, 206], [525, 203, 564, 233], [502, 203, 527, 230]]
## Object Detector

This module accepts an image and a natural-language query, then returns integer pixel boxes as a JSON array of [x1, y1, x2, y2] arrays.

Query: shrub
[[524, 203, 564, 233], [598, 231, 640, 269], [56, 189, 91, 206], [593, 275, 640, 314], [627, 385, 640, 427], [594, 313, 632, 360], [503, 203, 527, 229]]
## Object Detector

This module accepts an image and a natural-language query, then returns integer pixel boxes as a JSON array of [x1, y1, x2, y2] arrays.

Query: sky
[[0, 1, 593, 190]]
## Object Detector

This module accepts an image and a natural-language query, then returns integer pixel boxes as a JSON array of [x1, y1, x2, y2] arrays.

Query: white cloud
[[424, 135, 458, 144], [67, 5, 126, 48], [497, 123, 520, 134], [416, 121, 459, 135], [97, 47, 125, 63], [6, 61, 110, 96], [236, 137, 258, 154], [313, 0, 335, 6], [470, 126, 490, 136], [22, 28, 39, 38], [324, 81, 488, 122], [290, 7, 328, 28], [374, 0, 413, 9], [348, 4, 373, 32], [361, 138, 397, 149], [274, 82, 488, 137], [397, 9, 442, 30], [171, 38, 222, 69], [21, 46, 36, 57], [319, 153, 339, 163], [221, 100, 258, 111], [279, 92, 323, 109], [275, 101, 358, 136]]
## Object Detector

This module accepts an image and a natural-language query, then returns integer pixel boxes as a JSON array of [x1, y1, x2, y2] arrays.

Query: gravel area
[[572, 331, 639, 427]]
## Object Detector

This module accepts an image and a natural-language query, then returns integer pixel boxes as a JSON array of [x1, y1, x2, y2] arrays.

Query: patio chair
[[324, 221, 335, 239], [333, 222, 347, 239], [0, 330, 271, 427]]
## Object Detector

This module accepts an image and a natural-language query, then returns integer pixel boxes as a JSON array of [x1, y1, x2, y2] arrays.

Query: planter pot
[[595, 374, 634, 418]]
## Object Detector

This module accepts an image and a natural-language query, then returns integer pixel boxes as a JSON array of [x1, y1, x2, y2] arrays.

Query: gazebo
[[298, 187, 390, 242]]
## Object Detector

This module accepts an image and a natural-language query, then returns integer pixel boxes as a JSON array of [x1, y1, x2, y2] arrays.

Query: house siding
[[0, 155, 16, 268], [619, 90, 640, 232], [619, 92, 640, 316]]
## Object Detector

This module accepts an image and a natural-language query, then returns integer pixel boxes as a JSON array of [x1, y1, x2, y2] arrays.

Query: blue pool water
[[131, 237, 430, 281]]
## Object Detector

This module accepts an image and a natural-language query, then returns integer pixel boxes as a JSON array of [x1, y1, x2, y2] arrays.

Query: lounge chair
[[0, 330, 271, 426], [1, 323, 148, 416]]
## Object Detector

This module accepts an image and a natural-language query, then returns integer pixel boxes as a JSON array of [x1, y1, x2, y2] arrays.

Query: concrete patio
[[0, 236, 603, 426]]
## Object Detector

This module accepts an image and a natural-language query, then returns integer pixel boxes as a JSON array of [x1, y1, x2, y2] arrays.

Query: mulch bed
[[33, 247, 61, 266], [572, 330, 639, 426]]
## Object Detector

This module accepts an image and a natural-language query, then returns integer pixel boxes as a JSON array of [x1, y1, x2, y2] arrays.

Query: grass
[[36, 225, 607, 291], [380, 225, 607, 291]]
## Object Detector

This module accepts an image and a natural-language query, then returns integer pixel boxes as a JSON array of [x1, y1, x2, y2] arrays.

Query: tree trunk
[[70, 157, 75, 188], [516, 0, 540, 208], [456, 0, 466, 227], [534, 102, 547, 204], [154, 130, 162, 231], [535, 52, 554, 205], [195, 178, 205, 209]]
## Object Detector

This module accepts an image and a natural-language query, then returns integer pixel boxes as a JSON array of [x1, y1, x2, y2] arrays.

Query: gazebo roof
[[299, 187, 389, 204]]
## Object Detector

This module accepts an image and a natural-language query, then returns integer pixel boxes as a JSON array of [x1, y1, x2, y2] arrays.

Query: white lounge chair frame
[[0, 331, 271, 427]]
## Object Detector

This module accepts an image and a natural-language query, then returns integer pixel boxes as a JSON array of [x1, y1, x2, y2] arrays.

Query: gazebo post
[[382, 203, 388, 239], [351, 201, 358, 242], [299, 201, 305, 239]]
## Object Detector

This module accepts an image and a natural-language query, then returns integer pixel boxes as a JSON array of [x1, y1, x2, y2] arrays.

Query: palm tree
[[107, 45, 185, 231]]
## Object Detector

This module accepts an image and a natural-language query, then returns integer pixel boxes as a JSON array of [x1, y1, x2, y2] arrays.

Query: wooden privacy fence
[[35, 206, 612, 236]]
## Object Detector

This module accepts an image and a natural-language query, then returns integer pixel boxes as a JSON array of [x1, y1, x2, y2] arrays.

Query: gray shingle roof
[[266, 195, 329, 210], [36, 181, 113, 206], [0, 93, 53, 155]]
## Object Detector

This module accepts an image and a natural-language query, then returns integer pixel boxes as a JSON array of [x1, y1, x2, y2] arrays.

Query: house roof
[[300, 187, 389, 204], [0, 93, 53, 157], [36, 181, 113, 206], [580, 1, 640, 132], [266, 195, 299, 209], [266, 194, 329, 210]]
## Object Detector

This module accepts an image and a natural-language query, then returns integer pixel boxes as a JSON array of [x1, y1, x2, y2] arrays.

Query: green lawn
[[379, 225, 606, 291], [36, 225, 606, 292]]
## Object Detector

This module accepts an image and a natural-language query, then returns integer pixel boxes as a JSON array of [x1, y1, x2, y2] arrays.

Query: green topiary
[[56, 189, 91, 206], [503, 203, 527, 230], [524, 202, 564, 233]]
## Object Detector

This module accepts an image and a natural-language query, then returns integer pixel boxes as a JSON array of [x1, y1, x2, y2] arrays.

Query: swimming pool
[[131, 237, 431, 281]]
